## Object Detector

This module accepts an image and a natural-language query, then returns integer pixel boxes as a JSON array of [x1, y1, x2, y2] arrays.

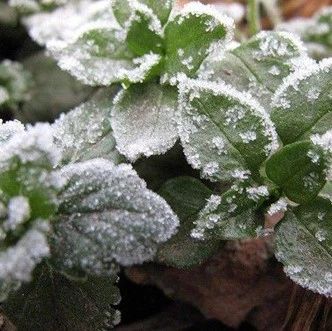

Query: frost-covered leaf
[[0, 123, 62, 288], [53, 89, 124, 166], [277, 7, 332, 59], [24, 0, 119, 45], [271, 58, 332, 145], [0, 59, 32, 110], [178, 78, 278, 182], [266, 141, 328, 204], [191, 180, 267, 240], [3, 263, 121, 330], [112, 83, 178, 162], [163, 2, 234, 79], [112, 0, 174, 27], [125, 1, 164, 56], [275, 198, 332, 297], [49, 27, 161, 86], [51, 159, 179, 275], [157, 176, 222, 268], [198, 31, 311, 110]]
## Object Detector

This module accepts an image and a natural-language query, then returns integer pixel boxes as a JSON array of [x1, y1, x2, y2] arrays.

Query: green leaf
[[125, 2, 164, 56], [163, 2, 233, 79], [178, 78, 279, 182], [3, 264, 121, 330], [266, 141, 328, 204], [275, 198, 332, 297], [49, 27, 162, 86], [53, 88, 124, 166], [112, 83, 178, 162], [51, 159, 179, 275], [112, 0, 174, 27], [271, 58, 332, 145], [198, 31, 310, 110], [157, 176, 222, 268], [191, 180, 266, 240]]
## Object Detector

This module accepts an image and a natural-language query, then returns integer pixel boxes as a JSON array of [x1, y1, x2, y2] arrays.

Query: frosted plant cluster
[[2, 0, 332, 327]]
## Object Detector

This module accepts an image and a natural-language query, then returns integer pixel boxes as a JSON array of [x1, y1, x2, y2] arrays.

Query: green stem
[[247, 0, 261, 36]]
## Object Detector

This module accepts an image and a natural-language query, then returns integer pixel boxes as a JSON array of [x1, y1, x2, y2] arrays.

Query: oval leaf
[[112, 83, 178, 162], [266, 140, 328, 203], [178, 78, 279, 182], [163, 2, 234, 79], [275, 199, 332, 297], [271, 58, 332, 144], [51, 159, 179, 275]]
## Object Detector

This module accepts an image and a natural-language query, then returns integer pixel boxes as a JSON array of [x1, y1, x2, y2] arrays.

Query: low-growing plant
[[1, 0, 332, 329]]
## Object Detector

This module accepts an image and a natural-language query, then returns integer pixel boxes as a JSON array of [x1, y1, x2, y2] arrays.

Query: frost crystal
[[3, 196, 31, 231], [246, 186, 269, 202], [267, 198, 288, 216], [0, 222, 50, 282], [52, 159, 179, 273], [0, 120, 25, 145]]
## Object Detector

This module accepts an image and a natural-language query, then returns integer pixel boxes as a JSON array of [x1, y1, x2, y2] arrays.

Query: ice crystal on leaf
[[51, 159, 179, 275]]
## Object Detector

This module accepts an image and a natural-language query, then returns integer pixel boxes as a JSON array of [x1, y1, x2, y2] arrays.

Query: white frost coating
[[255, 31, 307, 57], [126, 0, 163, 36], [272, 58, 332, 109], [171, 1, 234, 43], [3, 196, 31, 231], [0, 222, 50, 282], [54, 159, 179, 270], [267, 198, 288, 216], [24, 0, 119, 45], [311, 130, 332, 179], [118, 53, 161, 83], [112, 86, 178, 162], [0, 120, 25, 145], [0, 123, 61, 171], [311, 130, 332, 153], [246, 185, 269, 202]]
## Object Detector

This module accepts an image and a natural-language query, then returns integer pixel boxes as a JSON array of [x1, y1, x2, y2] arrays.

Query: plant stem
[[247, 0, 261, 36]]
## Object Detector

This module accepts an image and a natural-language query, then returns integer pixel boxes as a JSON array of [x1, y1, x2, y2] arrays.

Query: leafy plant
[[2, 0, 332, 329]]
